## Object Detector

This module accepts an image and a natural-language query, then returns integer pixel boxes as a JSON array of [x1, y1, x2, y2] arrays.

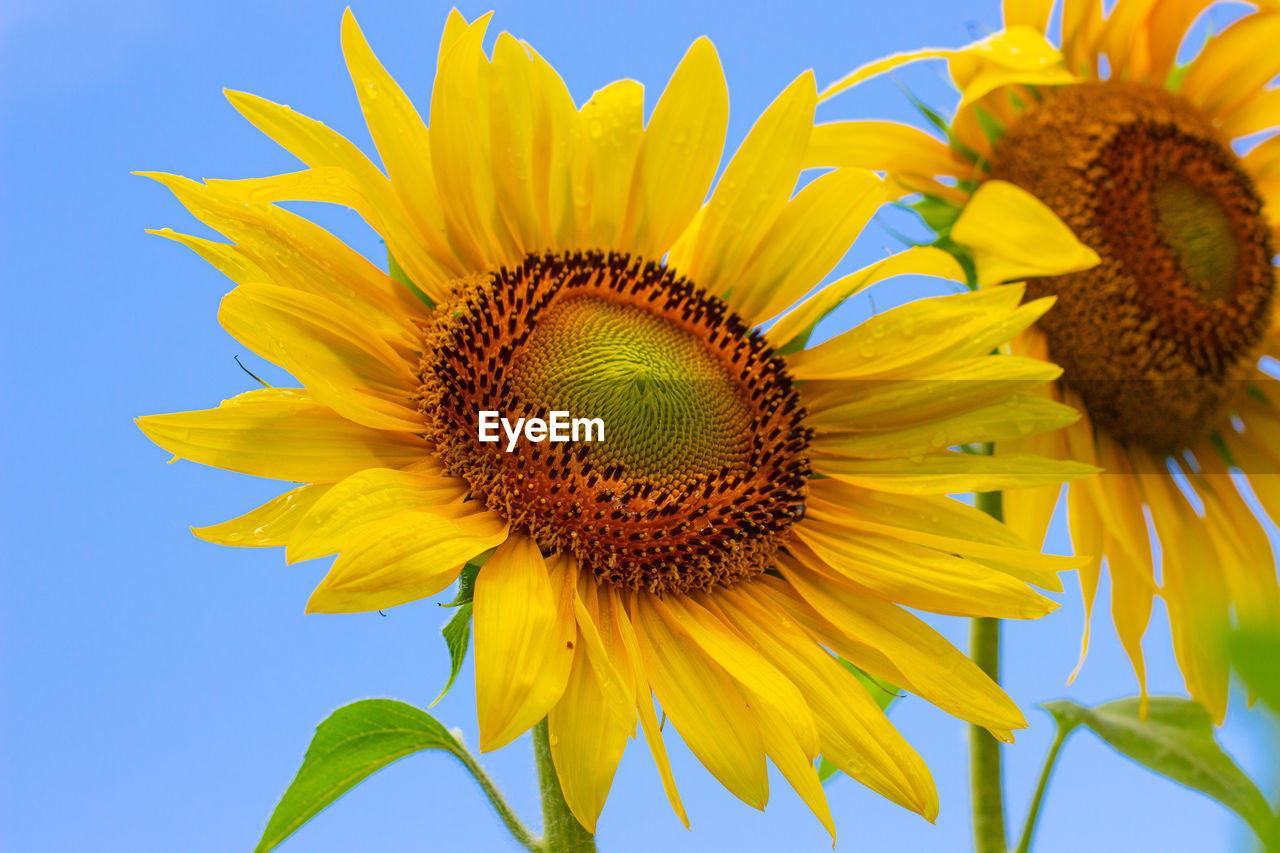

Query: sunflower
[[137, 10, 1092, 837], [816, 0, 1280, 721]]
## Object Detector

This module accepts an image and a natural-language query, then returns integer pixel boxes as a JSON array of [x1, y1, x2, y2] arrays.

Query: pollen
[[990, 81, 1276, 453], [417, 251, 811, 595]]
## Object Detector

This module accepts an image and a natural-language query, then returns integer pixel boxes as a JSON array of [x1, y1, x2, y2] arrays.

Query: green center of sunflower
[[508, 295, 754, 486], [1154, 175, 1240, 303], [990, 81, 1275, 453], [417, 251, 810, 594]]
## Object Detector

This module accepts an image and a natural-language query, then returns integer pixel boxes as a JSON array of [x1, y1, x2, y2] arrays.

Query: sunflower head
[[813, 0, 1280, 722], [989, 79, 1275, 452], [417, 249, 810, 594], [137, 8, 1095, 838]]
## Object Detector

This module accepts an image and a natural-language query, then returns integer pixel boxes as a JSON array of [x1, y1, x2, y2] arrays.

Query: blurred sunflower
[[817, 0, 1280, 721], [137, 10, 1093, 837]]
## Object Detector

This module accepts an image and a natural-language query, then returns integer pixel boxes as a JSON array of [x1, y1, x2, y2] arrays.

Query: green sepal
[[1042, 696, 1273, 839], [895, 79, 983, 164], [254, 700, 477, 853], [972, 105, 1005, 146], [434, 605, 472, 707], [389, 250, 434, 308], [433, 556, 491, 705]]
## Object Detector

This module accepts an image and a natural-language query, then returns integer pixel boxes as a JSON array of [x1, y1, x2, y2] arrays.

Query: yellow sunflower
[[136, 10, 1093, 837], [816, 0, 1280, 721]]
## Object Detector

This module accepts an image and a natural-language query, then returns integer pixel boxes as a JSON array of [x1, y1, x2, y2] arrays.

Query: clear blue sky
[[1, 1, 1273, 851]]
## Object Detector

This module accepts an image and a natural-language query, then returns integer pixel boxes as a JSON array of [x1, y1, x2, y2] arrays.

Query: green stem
[[1013, 725, 1073, 853], [453, 745, 543, 853], [533, 718, 597, 853], [971, 488, 1008, 853]]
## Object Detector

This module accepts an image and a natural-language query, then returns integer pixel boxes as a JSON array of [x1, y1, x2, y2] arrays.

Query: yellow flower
[[818, 0, 1280, 722], [137, 10, 1089, 837]]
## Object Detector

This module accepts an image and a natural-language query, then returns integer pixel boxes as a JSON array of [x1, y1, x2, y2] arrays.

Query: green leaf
[[972, 105, 1005, 145], [435, 603, 472, 706], [442, 559, 483, 608], [255, 699, 470, 853], [388, 250, 433, 308], [432, 559, 487, 705], [1042, 696, 1273, 838]]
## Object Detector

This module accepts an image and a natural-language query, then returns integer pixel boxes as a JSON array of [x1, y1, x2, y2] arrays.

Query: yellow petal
[[767, 246, 966, 349], [521, 43, 586, 252], [652, 595, 819, 758], [791, 524, 1058, 619], [720, 585, 938, 821], [785, 286, 1032, 380], [473, 539, 576, 751], [222, 88, 387, 202], [1145, 0, 1217, 85], [623, 37, 728, 259], [549, 639, 632, 833], [1199, 463, 1280, 635], [770, 566, 1026, 739], [340, 11, 456, 272], [136, 389, 426, 483], [804, 121, 968, 180], [611, 594, 689, 828], [430, 13, 515, 270], [736, 679, 834, 840], [488, 33, 547, 252], [805, 483, 1075, 589], [286, 467, 465, 563], [582, 80, 645, 250], [139, 172, 427, 342], [632, 593, 769, 809], [1180, 11, 1280, 118], [819, 47, 955, 102], [996, 328, 1067, 550], [219, 283, 421, 432], [951, 180, 1100, 285], [799, 355, 1062, 426], [810, 395, 1080, 460], [1137, 461, 1231, 722], [671, 72, 816, 303], [145, 228, 266, 287], [1061, 0, 1105, 75], [570, 577, 635, 729], [306, 504, 508, 614], [192, 484, 330, 547], [1003, 0, 1055, 33], [1099, 0, 1159, 82], [733, 169, 886, 325], [949, 28, 1078, 109], [219, 91, 450, 295], [1064, 483, 1105, 686], [812, 449, 1096, 494], [1219, 88, 1280, 140]]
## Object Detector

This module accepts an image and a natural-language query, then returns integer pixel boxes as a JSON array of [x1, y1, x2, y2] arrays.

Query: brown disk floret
[[416, 251, 811, 595], [990, 81, 1276, 453]]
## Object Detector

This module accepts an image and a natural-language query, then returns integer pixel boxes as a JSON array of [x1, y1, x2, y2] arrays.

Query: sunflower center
[[990, 81, 1275, 453], [508, 295, 753, 485], [1154, 175, 1239, 302], [417, 251, 810, 595]]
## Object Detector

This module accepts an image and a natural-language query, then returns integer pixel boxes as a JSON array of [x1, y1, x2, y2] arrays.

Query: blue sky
[[1, 1, 1274, 851]]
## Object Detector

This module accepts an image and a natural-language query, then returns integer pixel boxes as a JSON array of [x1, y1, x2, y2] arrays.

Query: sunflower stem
[[533, 718, 597, 853], [452, 745, 543, 853], [971, 488, 1008, 853], [1013, 724, 1072, 853]]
